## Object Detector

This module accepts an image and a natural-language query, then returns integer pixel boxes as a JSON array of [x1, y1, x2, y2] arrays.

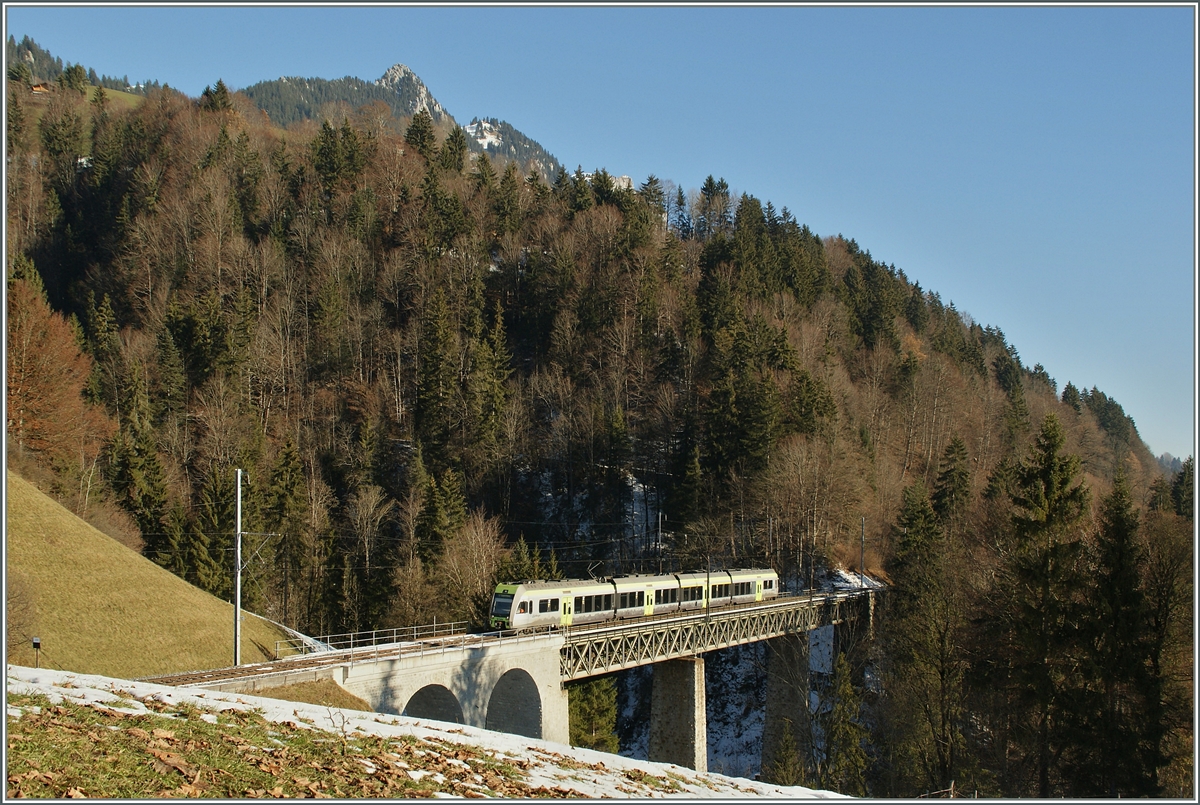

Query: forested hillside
[[5, 73, 1192, 798], [241, 67, 564, 179], [6, 34, 163, 94]]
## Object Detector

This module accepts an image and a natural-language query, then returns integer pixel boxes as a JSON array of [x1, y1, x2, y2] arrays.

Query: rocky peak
[[375, 63, 449, 122]]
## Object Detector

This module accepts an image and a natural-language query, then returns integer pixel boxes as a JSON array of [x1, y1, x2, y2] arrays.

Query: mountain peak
[[375, 63, 448, 122]]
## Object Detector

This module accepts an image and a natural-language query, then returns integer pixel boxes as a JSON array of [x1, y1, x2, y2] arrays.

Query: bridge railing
[[275, 620, 470, 658]]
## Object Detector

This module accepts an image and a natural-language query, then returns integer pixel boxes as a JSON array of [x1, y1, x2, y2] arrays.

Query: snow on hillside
[[465, 119, 502, 150], [7, 665, 846, 799]]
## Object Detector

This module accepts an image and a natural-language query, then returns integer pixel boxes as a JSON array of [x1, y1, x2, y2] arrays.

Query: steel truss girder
[[560, 591, 871, 681]]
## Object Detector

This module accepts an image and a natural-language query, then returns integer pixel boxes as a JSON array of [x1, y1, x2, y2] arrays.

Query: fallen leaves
[[7, 689, 604, 800]]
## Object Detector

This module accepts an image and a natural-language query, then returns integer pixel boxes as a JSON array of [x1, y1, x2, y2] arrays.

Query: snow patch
[[7, 664, 846, 798]]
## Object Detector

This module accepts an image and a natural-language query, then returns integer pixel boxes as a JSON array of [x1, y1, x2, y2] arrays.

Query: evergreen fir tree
[[404, 109, 437, 161], [568, 676, 620, 753], [110, 363, 169, 551], [931, 436, 971, 530], [438, 125, 467, 173], [980, 413, 1090, 796], [266, 438, 309, 627], [199, 79, 232, 111], [494, 163, 521, 235], [415, 287, 458, 472], [765, 718, 806, 786], [824, 653, 869, 796], [1078, 471, 1154, 796], [1170, 456, 1192, 518]]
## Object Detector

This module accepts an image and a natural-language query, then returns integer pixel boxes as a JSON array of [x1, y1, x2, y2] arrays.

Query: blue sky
[[5, 5, 1196, 461]]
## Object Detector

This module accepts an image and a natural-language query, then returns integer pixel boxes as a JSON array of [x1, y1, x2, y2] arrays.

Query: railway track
[[140, 589, 873, 688]]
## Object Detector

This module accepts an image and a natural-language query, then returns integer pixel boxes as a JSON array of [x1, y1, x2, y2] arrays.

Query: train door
[[560, 590, 573, 627]]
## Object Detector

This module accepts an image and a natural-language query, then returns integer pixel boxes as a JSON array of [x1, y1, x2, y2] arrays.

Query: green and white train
[[488, 568, 779, 631]]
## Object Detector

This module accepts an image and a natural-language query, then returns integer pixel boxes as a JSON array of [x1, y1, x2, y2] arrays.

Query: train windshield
[[491, 593, 514, 618]]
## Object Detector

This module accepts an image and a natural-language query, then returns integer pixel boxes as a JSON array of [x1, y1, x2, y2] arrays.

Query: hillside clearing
[[5, 470, 289, 679]]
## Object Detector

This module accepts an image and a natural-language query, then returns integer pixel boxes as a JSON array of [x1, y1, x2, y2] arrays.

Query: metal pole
[[234, 468, 243, 666], [860, 516, 865, 588], [657, 511, 663, 575]]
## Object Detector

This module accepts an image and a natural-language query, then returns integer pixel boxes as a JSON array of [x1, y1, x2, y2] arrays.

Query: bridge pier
[[648, 657, 707, 772]]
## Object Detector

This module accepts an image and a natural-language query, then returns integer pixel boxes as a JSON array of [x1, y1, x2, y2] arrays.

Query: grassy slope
[[6, 470, 290, 678], [23, 84, 143, 141]]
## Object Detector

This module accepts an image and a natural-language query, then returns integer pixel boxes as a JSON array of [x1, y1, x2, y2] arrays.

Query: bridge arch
[[402, 684, 464, 724], [486, 668, 542, 738]]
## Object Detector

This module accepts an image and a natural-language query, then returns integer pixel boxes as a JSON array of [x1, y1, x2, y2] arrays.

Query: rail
[[274, 620, 470, 658]]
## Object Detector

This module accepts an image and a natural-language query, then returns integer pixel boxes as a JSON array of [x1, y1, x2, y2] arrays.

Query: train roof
[[498, 568, 776, 591]]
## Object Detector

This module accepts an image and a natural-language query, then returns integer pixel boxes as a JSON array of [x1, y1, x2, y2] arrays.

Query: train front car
[[490, 580, 571, 632], [489, 583, 521, 630]]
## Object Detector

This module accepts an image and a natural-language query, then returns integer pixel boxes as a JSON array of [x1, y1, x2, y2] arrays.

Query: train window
[[491, 594, 513, 617], [654, 589, 661, 605], [574, 596, 583, 611], [637, 591, 645, 607], [538, 599, 549, 613], [670, 588, 678, 603], [619, 592, 628, 609], [765, 579, 773, 590], [602, 594, 611, 610], [518, 601, 529, 614], [550, 598, 559, 611]]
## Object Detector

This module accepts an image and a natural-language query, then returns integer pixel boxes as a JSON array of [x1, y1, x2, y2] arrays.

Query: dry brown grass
[[254, 679, 373, 712], [5, 470, 291, 679]]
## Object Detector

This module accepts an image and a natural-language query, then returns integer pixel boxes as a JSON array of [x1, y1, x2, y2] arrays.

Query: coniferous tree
[[265, 438, 309, 627], [823, 653, 869, 795], [568, 675, 620, 753], [976, 413, 1090, 796], [199, 79, 232, 111], [493, 163, 521, 236], [765, 718, 805, 786], [671, 186, 693, 239], [438, 125, 467, 173], [110, 363, 169, 550], [7, 83, 26, 155], [1076, 471, 1154, 796], [415, 288, 458, 472], [1170, 456, 1193, 518], [1060, 381, 1082, 413], [931, 436, 971, 531], [638, 174, 665, 222], [885, 481, 970, 794], [57, 63, 88, 94], [404, 109, 437, 161], [905, 282, 929, 333], [415, 470, 466, 562]]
